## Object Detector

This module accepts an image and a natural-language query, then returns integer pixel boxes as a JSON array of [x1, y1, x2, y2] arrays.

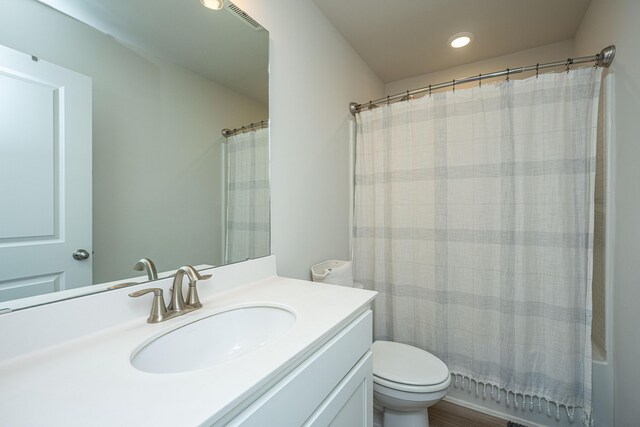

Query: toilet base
[[383, 407, 429, 427]]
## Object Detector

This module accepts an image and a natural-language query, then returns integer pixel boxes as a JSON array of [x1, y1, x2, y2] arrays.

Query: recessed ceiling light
[[200, 0, 224, 10], [448, 32, 474, 49]]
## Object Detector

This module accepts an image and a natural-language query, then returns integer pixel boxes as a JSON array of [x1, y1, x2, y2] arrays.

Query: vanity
[[0, 256, 377, 426]]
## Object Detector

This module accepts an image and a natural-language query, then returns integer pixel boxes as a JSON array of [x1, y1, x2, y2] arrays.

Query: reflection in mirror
[[223, 122, 270, 264], [0, 0, 269, 309]]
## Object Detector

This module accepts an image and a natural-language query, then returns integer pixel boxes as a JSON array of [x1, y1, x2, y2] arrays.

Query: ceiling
[[37, 0, 269, 104], [313, 0, 592, 83]]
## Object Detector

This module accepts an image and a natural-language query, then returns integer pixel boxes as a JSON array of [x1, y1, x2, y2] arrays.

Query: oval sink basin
[[131, 306, 296, 374]]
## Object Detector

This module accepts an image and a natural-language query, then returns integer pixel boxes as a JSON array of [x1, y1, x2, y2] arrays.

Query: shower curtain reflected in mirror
[[353, 68, 602, 424], [224, 128, 270, 264]]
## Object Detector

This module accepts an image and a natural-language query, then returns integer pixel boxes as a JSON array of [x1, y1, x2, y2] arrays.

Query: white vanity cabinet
[[218, 310, 374, 427], [0, 257, 378, 427]]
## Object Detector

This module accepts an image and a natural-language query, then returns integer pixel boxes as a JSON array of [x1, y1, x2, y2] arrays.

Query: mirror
[[0, 0, 269, 309]]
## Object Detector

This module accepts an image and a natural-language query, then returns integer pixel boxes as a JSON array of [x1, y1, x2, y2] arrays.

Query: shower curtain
[[225, 127, 270, 264], [353, 68, 601, 423]]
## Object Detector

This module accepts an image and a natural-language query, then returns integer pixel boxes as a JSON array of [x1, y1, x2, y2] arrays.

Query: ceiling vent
[[226, 2, 264, 31]]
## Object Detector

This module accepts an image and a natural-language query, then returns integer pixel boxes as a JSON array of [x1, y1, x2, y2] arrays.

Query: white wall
[[574, 1, 640, 426], [231, 0, 385, 279], [0, 0, 268, 284]]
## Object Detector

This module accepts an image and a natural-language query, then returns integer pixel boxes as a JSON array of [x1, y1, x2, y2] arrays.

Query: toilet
[[309, 262, 450, 426], [371, 340, 451, 427]]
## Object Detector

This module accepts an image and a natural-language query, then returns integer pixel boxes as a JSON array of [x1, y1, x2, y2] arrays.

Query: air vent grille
[[226, 2, 263, 31]]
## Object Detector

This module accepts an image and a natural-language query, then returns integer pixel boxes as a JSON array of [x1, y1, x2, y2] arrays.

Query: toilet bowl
[[371, 340, 451, 427]]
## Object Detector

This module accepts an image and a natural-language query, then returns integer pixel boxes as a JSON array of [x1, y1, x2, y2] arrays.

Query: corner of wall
[[232, 0, 383, 280]]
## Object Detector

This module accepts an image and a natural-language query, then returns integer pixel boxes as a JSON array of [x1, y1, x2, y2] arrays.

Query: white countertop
[[0, 275, 376, 426]]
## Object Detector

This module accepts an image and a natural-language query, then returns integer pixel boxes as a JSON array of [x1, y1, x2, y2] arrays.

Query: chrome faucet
[[168, 266, 206, 312], [129, 265, 212, 323], [133, 258, 158, 281]]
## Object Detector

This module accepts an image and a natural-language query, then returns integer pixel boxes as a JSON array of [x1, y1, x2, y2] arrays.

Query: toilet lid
[[371, 341, 449, 386]]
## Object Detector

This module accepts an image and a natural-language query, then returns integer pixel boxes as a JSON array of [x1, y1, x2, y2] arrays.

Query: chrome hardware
[[107, 282, 138, 290], [185, 268, 212, 309], [169, 265, 211, 312], [349, 45, 616, 115], [168, 267, 190, 312], [129, 265, 212, 324], [128, 288, 168, 323], [221, 120, 268, 138], [72, 249, 90, 260], [133, 258, 158, 281], [596, 45, 616, 68]]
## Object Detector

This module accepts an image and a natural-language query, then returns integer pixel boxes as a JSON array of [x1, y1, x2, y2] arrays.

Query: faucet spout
[[130, 264, 212, 324], [183, 265, 211, 282], [168, 267, 189, 312], [133, 258, 158, 281], [168, 265, 211, 311]]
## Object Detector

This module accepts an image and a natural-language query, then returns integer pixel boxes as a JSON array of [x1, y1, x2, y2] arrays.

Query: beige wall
[[575, 1, 640, 426], [233, 0, 385, 279], [0, 0, 268, 284]]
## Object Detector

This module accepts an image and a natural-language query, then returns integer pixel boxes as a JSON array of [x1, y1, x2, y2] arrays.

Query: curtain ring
[[429, 85, 432, 97], [453, 79, 456, 92], [566, 58, 572, 73], [506, 68, 510, 82], [536, 63, 540, 78], [479, 74, 482, 87], [387, 95, 390, 106], [368, 100, 373, 110], [594, 54, 600, 68]]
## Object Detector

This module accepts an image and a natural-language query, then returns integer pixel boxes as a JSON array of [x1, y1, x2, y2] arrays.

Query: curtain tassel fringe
[[448, 373, 591, 425]]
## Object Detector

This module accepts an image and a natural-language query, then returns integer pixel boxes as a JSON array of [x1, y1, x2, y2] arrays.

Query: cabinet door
[[220, 311, 372, 427], [304, 352, 373, 427]]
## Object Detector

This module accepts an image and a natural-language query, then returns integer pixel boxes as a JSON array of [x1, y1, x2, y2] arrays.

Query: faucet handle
[[107, 281, 138, 290], [185, 270, 212, 309], [129, 288, 167, 323]]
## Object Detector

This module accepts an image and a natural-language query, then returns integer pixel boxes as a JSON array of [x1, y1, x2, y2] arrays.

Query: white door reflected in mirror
[[0, 45, 92, 302]]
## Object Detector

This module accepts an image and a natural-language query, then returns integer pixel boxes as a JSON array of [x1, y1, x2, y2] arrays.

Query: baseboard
[[443, 396, 548, 427]]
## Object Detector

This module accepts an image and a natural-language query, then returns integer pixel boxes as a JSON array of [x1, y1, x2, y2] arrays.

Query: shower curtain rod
[[349, 45, 616, 115], [221, 120, 268, 138]]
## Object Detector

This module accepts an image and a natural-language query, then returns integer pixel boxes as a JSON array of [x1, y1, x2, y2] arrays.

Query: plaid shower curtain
[[353, 68, 601, 424]]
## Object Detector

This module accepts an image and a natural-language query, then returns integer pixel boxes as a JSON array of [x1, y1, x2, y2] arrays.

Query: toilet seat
[[371, 341, 451, 393], [374, 374, 451, 393]]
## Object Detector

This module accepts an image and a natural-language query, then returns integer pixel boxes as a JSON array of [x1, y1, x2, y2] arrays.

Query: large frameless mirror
[[0, 0, 269, 310]]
